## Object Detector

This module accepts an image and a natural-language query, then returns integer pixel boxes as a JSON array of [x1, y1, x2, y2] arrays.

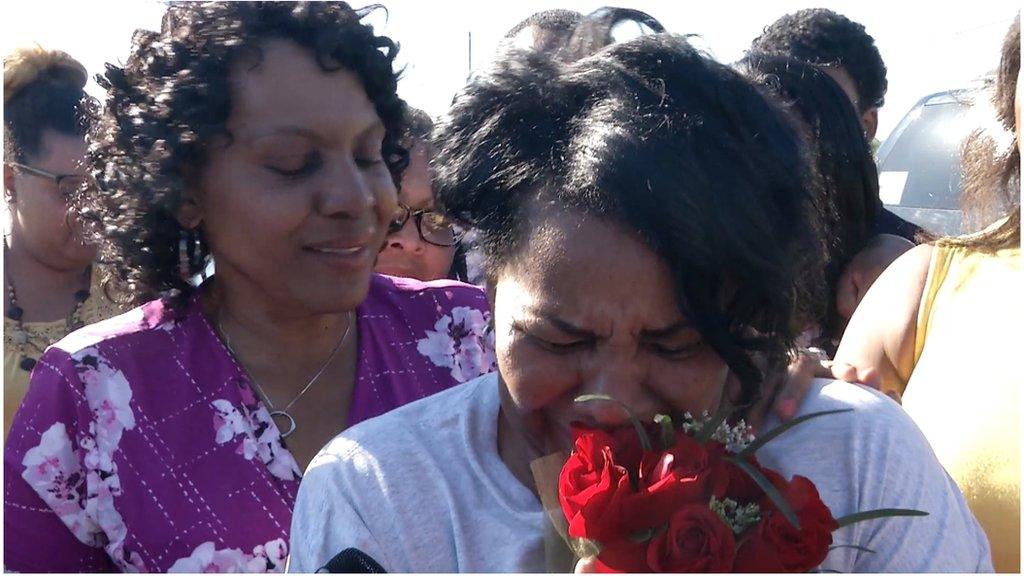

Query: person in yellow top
[[3, 46, 122, 438], [835, 16, 1021, 572]]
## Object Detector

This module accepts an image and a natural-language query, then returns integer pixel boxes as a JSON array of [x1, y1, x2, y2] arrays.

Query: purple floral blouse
[[4, 274, 496, 572]]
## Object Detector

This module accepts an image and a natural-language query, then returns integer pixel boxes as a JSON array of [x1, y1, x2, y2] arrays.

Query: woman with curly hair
[[3, 3, 494, 572], [3, 46, 122, 438], [835, 15, 1021, 572]]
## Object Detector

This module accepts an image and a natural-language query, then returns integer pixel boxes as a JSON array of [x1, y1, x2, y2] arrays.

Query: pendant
[[270, 410, 296, 438]]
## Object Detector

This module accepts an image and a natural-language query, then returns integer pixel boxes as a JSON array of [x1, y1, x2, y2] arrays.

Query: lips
[[306, 245, 364, 256], [301, 237, 377, 270]]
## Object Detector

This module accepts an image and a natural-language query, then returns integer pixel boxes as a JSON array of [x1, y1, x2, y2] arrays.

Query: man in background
[[751, 7, 923, 244]]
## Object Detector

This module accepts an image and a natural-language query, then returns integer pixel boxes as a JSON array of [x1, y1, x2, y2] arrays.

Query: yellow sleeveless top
[[3, 272, 123, 440], [903, 237, 1021, 572]]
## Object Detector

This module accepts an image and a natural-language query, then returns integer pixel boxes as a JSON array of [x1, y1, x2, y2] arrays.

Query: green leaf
[[829, 544, 876, 554], [835, 508, 929, 529], [726, 456, 800, 530], [695, 402, 731, 444], [575, 394, 652, 452], [739, 409, 853, 457], [628, 528, 656, 543], [654, 414, 674, 449]]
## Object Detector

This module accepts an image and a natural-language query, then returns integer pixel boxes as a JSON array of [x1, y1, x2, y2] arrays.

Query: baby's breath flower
[[710, 497, 762, 534]]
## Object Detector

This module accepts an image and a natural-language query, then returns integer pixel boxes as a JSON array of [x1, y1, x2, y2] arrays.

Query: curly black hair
[[750, 8, 887, 113], [81, 1, 408, 306], [433, 34, 827, 407], [739, 53, 879, 344]]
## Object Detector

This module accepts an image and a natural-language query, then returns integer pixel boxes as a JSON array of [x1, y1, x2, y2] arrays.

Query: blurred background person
[[4, 3, 494, 571], [739, 53, 885, 352], [751, 7, 924, 244], [3, 46, 121, 439], [835, 15, 1020, 572], [376, 106, 468, 282]]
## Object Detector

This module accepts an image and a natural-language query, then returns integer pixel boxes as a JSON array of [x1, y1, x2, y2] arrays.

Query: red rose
[[559, 428, 634, 542], [621, 435, 730, 533], [733, 475, 838, 573], [645, 504, 737, 573]]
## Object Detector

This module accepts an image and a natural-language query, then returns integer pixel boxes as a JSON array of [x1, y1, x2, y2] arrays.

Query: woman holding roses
[[290, 34, 991, 572]]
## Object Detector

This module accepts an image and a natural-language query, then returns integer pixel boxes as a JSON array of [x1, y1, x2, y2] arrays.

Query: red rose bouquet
[[551, 396, 926, 573]]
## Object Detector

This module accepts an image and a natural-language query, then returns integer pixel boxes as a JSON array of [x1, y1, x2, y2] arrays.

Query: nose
[[317, 156, 395, 221], [574, 350, 655, 428], [384, 218, 425, 253]]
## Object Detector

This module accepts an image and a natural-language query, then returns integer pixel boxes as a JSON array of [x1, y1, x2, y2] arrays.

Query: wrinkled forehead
[[496, 204, 682, 321]]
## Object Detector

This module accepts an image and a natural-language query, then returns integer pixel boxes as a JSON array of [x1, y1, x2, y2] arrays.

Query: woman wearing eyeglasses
[[376, 107, 469, 282], [2, 46, 122, 438]]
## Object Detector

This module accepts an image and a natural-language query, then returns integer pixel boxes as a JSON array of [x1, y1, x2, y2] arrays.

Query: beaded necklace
[[4, 246, 91, 372]]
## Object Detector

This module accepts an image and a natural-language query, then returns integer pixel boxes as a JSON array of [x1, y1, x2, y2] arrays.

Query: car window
[[877, 98, 978, 210]]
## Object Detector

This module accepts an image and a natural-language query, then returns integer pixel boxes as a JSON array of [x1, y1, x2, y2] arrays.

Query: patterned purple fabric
[[4, 274, 495, 572]]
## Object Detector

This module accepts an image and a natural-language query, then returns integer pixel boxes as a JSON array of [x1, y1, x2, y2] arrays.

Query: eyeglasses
[[388, 203, 464, 247], [8, 162, 88, 199]]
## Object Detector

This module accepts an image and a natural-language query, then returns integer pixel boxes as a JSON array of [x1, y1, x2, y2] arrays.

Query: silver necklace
[[218, 312, 354, 439]]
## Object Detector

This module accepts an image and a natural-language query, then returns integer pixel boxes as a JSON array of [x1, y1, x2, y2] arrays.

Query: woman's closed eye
[[514, 322, 592, 354], [532, 336, 593, 354], [354, 152, 384, 168], [265, 151, 322, 178], [644, 340, 704, 360]]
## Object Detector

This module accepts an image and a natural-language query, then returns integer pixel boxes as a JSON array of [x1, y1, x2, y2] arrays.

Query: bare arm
[[833, 243, 935, 397]]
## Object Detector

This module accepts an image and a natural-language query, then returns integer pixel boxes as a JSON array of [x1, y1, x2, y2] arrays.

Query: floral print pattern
[[21, 423, 98, 545], [416, 306, 497, 383], [168, 538, 288, 572], [211, 391, 301, 481], [5, 274, 494, 572]]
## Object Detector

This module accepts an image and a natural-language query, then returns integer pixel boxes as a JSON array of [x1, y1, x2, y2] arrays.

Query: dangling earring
[[178, 229, 191, 279], [191, 228, 207, 279]]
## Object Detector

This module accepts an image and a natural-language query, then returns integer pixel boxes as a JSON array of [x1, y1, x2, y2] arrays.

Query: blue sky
[[2, 1, 1018, 142]]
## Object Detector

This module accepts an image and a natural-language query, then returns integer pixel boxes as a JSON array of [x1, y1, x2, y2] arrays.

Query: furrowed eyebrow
[[640, 321, 691, 339], [527, 308, 595, 338]]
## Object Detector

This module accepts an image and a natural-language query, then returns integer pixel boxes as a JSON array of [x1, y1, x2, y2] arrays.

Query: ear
[[4, 163, 16, 203], [861, 108, 879, 142], [176, 186, 203, 230]]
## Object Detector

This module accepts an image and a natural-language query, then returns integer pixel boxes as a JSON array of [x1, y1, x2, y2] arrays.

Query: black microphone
[[317, 548, 387, 573]]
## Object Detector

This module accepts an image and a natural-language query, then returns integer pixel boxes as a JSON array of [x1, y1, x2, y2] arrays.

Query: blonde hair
[[4, 45, 87, 104], [4, 45, 90, 162]]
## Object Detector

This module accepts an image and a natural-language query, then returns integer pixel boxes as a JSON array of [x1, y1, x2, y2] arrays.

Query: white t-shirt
[[288, 373, 992, 572]]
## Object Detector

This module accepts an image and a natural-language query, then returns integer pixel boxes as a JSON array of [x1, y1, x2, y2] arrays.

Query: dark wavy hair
[[956, 14, 1020, 251], [433, 34, 827, 407], [751, 8, 887, 113], [502, 6, 665, 63], [4, 47, 92, 163], [80, 1, 408, 306], [739, 53, 879, 342]]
